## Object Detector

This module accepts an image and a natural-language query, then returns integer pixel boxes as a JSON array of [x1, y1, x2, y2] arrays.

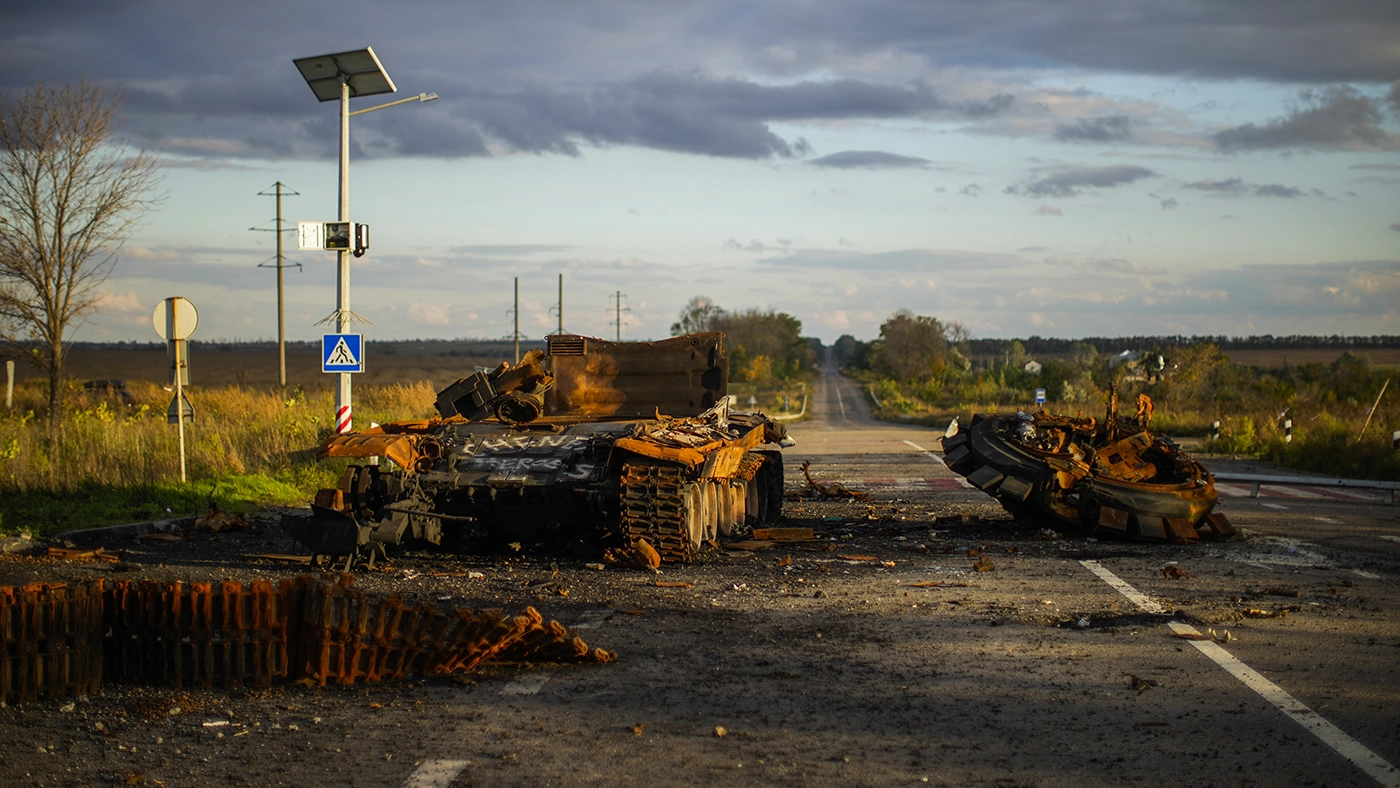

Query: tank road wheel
[[730, 481, 748, 533], [683, 482, 706, 553], [620, 463, 695, 563], [744, 477, 760, 524], [719, 482, 741, 536]]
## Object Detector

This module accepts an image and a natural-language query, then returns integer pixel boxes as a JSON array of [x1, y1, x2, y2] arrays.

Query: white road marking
[[1262, 502, 1290, 510], [835, 387, 847, 421], [1380, 535, 1400, 544], [1352, 569, 1383, 580], [570, 609, 610, 630], [1080, 560, 1400, 788], [402, 759, 470, 788], [1314, 516, 1341, 524], [499, 674, 552, 695], [1079, 560, 1166, 613], [903, 440, 974, 488]]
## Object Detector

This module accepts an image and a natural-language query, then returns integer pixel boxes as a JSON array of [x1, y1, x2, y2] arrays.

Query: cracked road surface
[[1, 360, 1397, 787]]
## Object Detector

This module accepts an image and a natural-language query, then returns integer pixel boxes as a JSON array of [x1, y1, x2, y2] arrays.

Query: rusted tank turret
[[942, 392, 1234, 543]]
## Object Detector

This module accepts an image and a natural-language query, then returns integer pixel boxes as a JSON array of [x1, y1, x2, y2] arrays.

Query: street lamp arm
[[348, 92, 438, 116]]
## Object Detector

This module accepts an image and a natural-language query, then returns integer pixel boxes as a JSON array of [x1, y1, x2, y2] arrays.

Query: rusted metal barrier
[[0, 582, 105, 705], [0, 575, 613, 704]]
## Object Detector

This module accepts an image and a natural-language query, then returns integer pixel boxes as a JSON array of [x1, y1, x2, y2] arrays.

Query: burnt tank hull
[[285, 334, 791, 565]]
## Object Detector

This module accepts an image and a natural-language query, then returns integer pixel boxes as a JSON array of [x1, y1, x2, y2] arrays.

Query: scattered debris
[[632, 723, 646, 736], [1207, 628, 1236, 643], [910, 581, 970, 588], [1076, 617, 1090, 629], [794, 460, 871, 501], [585, 563, 606, 571], [0, 535, 38, 554], [1173, 631, 1211, 641], [1128, 674, 1160, 692], [1162, 564, 1191, 580], [194, 509, 249, 533], [972, 556, 996, 572], [145, 533, 185, 542], [714, 726, 728, 738], [725, 540, 776, 552], [48, 546, 120, 563], [839, 555, 878, 562], [1244, 608, 1290, 618], [254, 554, 315, 564], [774, 555, 793, 567], [751, 527, 815, 541], [1035, 528, 1062, 541], [652, 581, 693, 589]]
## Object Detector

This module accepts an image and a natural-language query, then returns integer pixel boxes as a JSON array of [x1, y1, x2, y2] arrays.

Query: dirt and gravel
[[1, 363, 1397, 787]]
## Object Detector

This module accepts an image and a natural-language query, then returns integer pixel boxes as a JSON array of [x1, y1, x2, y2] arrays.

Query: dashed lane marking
[[1380, 535, 1400, 544], [1262, 502, 1290, 510], [1080, 560, 1400, 788], [1314, 516, 1341, 524], [498, 674, 552, 696], [402, 760, 470, 788]]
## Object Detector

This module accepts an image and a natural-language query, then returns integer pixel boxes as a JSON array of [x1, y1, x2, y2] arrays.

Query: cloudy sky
[[5, 0, 1399, 344]]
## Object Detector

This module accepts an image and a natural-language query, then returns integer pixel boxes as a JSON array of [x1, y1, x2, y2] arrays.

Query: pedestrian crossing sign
[[322, 333, 364, 373]]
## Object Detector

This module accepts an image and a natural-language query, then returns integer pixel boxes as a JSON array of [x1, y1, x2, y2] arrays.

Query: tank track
[[620, 463, 693, 563]]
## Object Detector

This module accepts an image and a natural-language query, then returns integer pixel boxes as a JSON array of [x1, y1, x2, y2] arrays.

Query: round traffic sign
[[153, 297, 199, 340]]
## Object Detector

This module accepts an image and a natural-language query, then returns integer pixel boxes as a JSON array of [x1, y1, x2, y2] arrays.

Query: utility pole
[[513, 277, 520, 363], [609, 290, 630, 342], [251, 182, 301, 388], [556, 273, 563, 336]]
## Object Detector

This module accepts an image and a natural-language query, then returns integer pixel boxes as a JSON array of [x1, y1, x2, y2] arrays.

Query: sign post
[[1035, 388, 1046, 407], [153, 297, 198, 483]]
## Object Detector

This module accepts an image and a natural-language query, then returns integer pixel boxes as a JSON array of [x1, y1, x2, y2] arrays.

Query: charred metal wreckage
[[284, 334, 794, 566], [943, 391, 1235, 543]]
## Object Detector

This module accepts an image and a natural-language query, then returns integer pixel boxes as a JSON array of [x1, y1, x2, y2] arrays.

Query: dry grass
[[0, 379, 437, 494]]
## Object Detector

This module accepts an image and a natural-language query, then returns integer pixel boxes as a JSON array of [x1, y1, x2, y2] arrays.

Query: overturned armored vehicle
[[285, 333, 792, 566], [942, 392, 1234, 543]]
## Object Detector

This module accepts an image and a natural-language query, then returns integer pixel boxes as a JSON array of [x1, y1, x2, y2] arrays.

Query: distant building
[[1023, 360, 1042, 374]]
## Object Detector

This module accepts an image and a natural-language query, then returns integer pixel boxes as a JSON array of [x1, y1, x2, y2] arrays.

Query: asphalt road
[[2, 361, 1398, 787]]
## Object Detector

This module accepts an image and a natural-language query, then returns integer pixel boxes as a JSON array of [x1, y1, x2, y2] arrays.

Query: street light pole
[[336, 80, 353, 433], [294, 47, 437, 434]]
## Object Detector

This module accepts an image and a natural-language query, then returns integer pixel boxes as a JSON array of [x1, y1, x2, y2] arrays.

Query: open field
[[5, 341, 540, 392]]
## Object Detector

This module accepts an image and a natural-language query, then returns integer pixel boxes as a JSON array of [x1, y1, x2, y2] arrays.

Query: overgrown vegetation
[[839, 315, 1400, 480], [0, 380, 437, 534]]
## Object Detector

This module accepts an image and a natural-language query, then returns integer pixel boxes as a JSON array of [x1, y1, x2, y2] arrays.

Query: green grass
[[0, 466, 347, 537]]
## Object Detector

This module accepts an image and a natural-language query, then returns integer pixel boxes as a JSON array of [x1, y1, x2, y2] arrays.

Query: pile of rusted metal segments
[[0, 574, 613, 705]]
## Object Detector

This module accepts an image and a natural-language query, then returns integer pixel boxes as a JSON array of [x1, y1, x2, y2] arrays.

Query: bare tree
[[0, 79, 161, 426]]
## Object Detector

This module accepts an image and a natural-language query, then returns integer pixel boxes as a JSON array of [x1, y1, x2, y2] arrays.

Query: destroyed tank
[[283, 333, 793, 566], [942, 390, 1235, 543]]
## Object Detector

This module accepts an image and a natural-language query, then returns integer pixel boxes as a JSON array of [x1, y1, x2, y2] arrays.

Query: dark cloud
[[960, 183, 982, 196], [1254, 183, 1305, 198], [757, 247, 1028, 272], [808, 150, 931, 169], [1185, 178, 1311, 198], [1010, 165, 1156, 197], [1185, 177, 1247, 194], [1159, 197, 1179, 209], [1053, 115, 1132, 143], [1214, 86, 1399, 152]]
